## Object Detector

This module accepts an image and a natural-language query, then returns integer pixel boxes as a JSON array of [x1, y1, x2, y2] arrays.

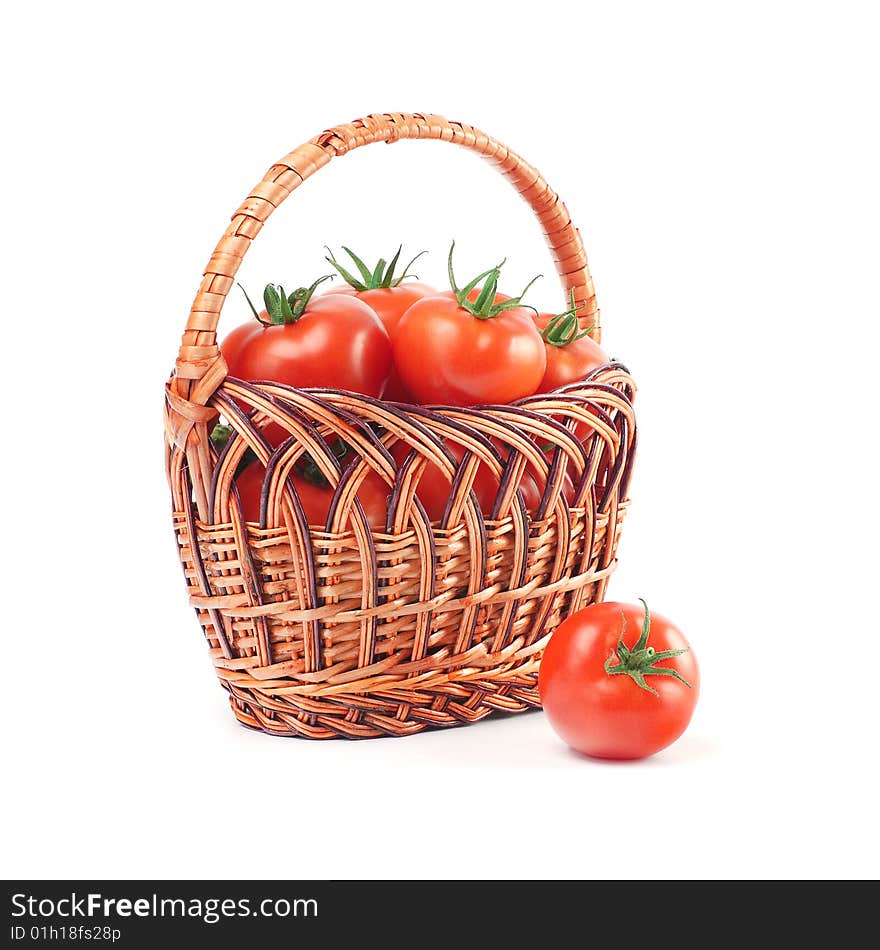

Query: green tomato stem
[[209, 423, 258, 478], [325, 245, 427, 290], [540, 289, 594, 346], [446, 241, 541, 320], [260, 276, 333, 325], [603, 598, 692, 696]]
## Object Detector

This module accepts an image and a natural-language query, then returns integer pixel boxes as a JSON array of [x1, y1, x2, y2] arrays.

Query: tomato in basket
[[221, 277, 392, 400], [323, 246, 436, 404], [219, 277, 393, 449], [391, 244, 546, 407], [533, 290, 609, 393]]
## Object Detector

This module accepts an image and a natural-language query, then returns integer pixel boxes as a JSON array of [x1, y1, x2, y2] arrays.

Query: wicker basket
[[164, 112, 637, 739]]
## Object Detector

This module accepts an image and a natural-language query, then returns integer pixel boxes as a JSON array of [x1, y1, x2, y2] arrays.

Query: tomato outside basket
[[164, 112, 637, 739]]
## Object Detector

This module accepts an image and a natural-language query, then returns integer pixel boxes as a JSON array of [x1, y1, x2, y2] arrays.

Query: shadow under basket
[[164, 112, 637, 739]]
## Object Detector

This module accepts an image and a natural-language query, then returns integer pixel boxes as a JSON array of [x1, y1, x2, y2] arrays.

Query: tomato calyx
[[296, 438, 351, 487], [211, 423, 257, 478], [540, 290, 596, 347], [325, 245, 427, 291], [604, 599, 693, 696], [210, 423, 234, 452], [447, 241, 541, 320], [237, 277, 333, 326]]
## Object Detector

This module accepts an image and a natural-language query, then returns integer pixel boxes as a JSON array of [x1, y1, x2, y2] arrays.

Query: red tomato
[[326, 283, 435, 402], [392, 296, 547, 406], [393, 297, 545, 406], [222, 292, 391, 397], [218, 319, 261, 370], [392, 244, 545, 407], [539, 600, 699, 759], [322, 247, 434, 402], [233, 459, 388, 529], [533, 294, 609, 394], [328, 282, 437, 336], [221, 280, 392, 447]]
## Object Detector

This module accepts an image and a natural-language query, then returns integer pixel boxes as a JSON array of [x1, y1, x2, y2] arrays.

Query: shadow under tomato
[[558, 731, 718, 766]]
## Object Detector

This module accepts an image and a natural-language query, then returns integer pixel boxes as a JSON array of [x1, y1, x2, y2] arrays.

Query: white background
[[3, 0, 878, 880]]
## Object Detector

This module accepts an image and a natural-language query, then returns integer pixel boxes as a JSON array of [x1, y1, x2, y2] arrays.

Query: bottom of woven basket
[[223, 675, 542, 740]]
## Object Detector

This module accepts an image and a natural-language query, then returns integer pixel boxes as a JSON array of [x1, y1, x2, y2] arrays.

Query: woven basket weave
[[164, 112, 637, 739]]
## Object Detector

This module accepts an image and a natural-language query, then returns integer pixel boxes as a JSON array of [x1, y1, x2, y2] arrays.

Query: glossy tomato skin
[[533, 312, 609, 394], [325, 282, 435, 402], [327, 282, 436, 335], [539, 601, 699, 760], [221, 294, 392, 398], [233, 460, 388, 529], [530, 310, 607, 446], [219, 319, 262, 371], [392, 296, 546, 407]]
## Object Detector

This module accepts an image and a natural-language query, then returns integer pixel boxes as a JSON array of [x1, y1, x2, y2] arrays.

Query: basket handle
[[171, 112, 599, 412]]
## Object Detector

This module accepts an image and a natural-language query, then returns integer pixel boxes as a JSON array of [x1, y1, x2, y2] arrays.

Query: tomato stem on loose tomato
[[540, 289, 595, 347], [446, 241, 541, 320], [325, 245, 427, 291], [604, 598, 693, 696]]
